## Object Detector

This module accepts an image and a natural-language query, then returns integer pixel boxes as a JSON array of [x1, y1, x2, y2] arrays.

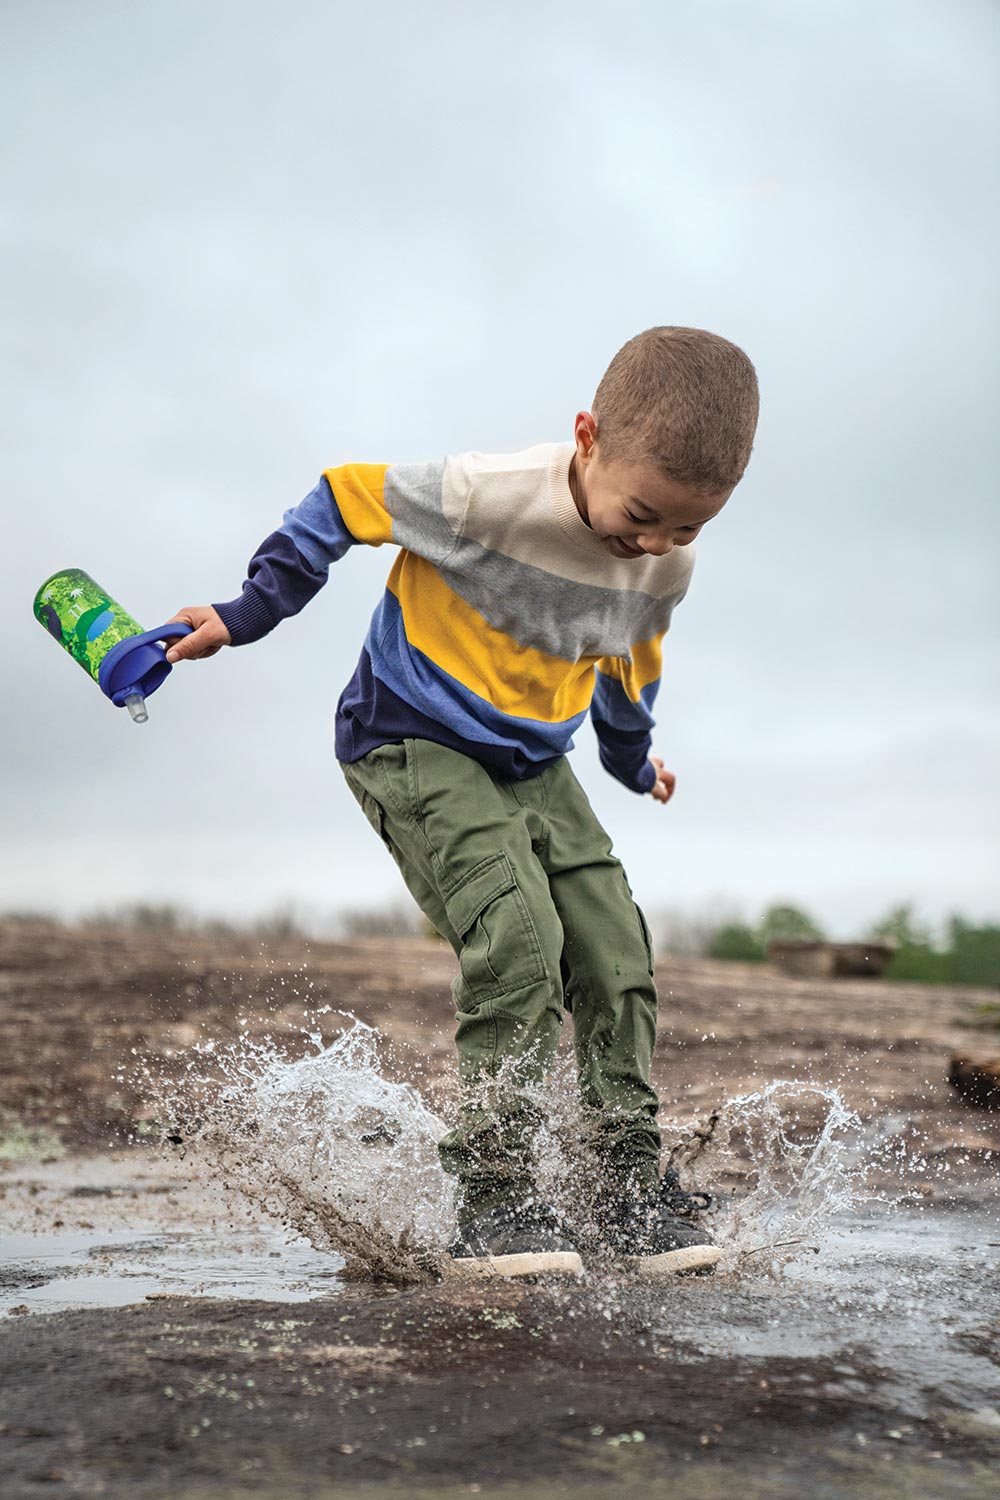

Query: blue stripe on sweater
[[336, 587, 589, 768], [591, 672, 659, 792], [336, 646, 563, 779], [592, 670, 659, 733], [280, 478, 356, 570]]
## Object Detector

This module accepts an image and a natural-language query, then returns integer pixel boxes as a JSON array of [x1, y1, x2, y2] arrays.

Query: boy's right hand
[[164, 606, 231, 663]]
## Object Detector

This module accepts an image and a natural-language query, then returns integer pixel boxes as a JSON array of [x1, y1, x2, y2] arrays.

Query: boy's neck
[[566, 454, 591, 528]]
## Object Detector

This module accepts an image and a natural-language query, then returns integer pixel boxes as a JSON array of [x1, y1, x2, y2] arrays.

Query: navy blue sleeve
[[591, 719, 658, 794], [213, 477, 357, 646], [213, 530, 329, 646], [590, 665, 659, 794]]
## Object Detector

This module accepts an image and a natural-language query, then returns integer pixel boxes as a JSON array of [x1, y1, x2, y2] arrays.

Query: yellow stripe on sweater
[[596, 636, 664, 701], [388, 553, 597, 722], [322, 464, 393, 545]]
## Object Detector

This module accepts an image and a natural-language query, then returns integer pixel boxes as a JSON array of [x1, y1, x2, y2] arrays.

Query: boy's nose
[[638, 534, 673, 556]]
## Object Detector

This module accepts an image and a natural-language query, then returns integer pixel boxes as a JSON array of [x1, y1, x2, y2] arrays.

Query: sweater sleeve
[[590, 636, 664, 794], [213, 465, 391, 646]]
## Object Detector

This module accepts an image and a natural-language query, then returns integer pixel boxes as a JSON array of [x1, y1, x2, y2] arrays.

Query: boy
[[167, 326, 759, 1279]]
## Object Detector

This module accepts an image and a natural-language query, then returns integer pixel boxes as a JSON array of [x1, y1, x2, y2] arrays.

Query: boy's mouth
[[606, 536, 645, 559]]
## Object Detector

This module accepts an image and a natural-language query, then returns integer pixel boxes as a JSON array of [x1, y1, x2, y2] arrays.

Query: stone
[[948, 1054, 1000, 1110]]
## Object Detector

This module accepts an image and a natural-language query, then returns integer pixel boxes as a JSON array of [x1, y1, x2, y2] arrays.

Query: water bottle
[[33, 568, 192, 723]]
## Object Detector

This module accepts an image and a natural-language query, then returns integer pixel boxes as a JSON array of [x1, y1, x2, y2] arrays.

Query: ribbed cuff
[[213, 587, 276, 647], [634, 758, 657, 795], [596, 729, 657, 794]]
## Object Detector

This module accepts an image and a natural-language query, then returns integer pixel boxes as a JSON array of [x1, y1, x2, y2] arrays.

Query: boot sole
[[447, 1250, 584, 1280], [625, 1244, 722, 1277]]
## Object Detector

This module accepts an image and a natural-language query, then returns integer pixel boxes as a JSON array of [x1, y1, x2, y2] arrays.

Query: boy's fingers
[[162, 607, 229, 663], [648, 758, 676, 804], [165, 624, 213, 662]]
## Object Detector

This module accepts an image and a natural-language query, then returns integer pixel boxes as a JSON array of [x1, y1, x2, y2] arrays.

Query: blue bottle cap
[[97, 623, 193, 707]]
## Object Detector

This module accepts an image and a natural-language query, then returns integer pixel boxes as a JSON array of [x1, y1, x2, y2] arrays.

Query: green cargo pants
[[341, 738, 661, 1217]]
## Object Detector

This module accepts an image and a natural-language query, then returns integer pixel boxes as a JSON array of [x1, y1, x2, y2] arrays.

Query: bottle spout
[[124, 691, 148, 724]]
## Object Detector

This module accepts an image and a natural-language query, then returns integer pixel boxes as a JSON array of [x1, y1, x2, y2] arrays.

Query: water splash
[[667, 1081, 870, 1274], [153, 1022, 872, 1284], [157, 1020, 455, 1284]]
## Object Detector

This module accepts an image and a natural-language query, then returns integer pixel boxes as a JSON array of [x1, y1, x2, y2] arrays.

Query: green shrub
[[707, 923, 766, 962], [878, 916, 1000, 987], [884, 943, 951, 984], [947, 920, 1000, 986], [867, 903, 932, 949], [757, 903, 825, 947]]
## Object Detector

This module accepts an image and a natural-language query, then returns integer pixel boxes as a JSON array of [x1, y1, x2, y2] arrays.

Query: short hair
[[592, 327, 759, 492]]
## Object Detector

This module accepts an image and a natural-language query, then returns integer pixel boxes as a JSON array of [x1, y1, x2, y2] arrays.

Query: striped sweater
[[214, 442, 694, 794]]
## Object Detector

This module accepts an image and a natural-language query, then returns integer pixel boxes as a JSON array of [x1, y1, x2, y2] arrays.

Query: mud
[[1, 920, 999, 1497]]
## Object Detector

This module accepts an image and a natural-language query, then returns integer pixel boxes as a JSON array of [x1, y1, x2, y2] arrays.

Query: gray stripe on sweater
[[382, 459, 686, 659], [438, 534, 684, 660], [383, 461, 457, 565]]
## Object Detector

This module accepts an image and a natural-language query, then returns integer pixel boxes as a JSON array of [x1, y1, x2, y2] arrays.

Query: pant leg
[[532, 757, 662, 1194], [341, 738, 567, 1216]]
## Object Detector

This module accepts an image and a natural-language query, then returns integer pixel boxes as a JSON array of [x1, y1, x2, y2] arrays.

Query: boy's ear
[[574, 410, 598, 456]]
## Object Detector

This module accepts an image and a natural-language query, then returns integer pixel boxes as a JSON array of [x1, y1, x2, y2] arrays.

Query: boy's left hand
[[649, 757, 676, 804]]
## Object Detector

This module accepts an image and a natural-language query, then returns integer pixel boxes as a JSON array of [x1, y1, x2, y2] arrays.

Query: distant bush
[[883, 944, 952, 984], [867, 902, 933, 950], [757, 903, 826, 947], [658, 901, 824, 963], [948, 919, 1000, 987], [870, 906, 1000, 987], [0, 910, 63, 927], [655, 898, 1000, 988], [6, 897, 998, 985], [251, 906, 308, 941], [0, 901, 432, 945], [706, 922, 766, 962], [82, 902, 187, 932], [653, 906, 742, 958], [339, 902, 425, 939], [199, 917, 241, 938]]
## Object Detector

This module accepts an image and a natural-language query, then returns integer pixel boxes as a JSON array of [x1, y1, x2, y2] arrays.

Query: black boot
[[600, 1169, 719, 1276], [449, 1200, 583, 1280]]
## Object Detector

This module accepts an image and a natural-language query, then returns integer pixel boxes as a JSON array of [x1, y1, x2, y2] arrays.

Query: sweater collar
[[547, 443, 614, 558]]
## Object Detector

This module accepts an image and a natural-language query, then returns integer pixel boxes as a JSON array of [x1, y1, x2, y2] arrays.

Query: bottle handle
[[97, 622, 195, 705], [133, 622, 195, 649]]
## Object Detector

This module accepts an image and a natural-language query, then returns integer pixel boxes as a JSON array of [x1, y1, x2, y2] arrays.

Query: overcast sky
[[2, 0, 998, 939]]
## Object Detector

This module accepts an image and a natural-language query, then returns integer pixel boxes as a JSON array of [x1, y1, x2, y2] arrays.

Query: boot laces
[[659, 1167, 713, 1218]]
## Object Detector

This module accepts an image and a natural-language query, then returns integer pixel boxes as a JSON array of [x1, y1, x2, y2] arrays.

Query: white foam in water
[[160, 1021, 456, 1283], [156, 1023, 870, 1285], [671, 1081, 869, 1274]]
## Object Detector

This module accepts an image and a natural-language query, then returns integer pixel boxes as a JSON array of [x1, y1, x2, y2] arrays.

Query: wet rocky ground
[[1, 919, 998, 1498]]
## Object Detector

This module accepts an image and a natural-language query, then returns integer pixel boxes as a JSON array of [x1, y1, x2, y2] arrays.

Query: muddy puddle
[[1, 1224, 346, 1311], [3, 1150, 997, 1434], [651, 1206, 1000, 1423], [0, 1153, 346, 1313]]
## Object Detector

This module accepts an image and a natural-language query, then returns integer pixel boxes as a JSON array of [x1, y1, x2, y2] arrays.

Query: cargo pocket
[[618, 863, 655, 978], [443, 852, 547, 1003], [634, 902, 655, 976], [344, 774, 392, 850]]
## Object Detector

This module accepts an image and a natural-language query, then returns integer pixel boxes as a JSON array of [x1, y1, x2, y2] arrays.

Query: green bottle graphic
[[33, 568, 191, 722]]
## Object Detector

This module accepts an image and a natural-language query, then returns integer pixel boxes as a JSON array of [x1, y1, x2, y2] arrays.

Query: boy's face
[[570, 412, 731, 561]]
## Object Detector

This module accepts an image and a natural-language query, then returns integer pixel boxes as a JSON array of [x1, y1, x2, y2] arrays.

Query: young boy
[[167, 326, 759, 1279]]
